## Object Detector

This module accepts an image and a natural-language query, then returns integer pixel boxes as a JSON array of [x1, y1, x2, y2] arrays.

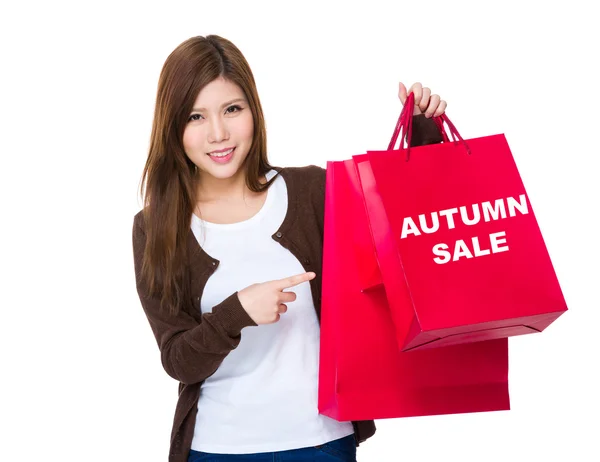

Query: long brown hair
[[138, 35, 276, 315]]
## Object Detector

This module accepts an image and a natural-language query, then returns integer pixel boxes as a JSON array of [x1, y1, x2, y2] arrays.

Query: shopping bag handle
[[387, 91, 471, 161], [388, 91, 415, 152]]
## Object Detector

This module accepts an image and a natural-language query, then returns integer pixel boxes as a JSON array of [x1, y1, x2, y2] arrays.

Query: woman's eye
[[226, 105, 242, 114], [188, 106, 242, 122]]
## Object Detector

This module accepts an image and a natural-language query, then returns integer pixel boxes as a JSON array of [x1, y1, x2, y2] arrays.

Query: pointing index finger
[[275, 272, 316, 290]]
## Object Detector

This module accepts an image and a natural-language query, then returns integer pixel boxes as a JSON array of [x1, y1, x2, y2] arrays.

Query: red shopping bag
[[357, 93, 568, 352], [352, 114, 450, 293], [319, 159, 510, 421], [347, 160, 384, 292]]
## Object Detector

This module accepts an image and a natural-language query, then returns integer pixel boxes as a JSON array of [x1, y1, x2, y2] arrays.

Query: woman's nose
[[207, 117, 228, 143]]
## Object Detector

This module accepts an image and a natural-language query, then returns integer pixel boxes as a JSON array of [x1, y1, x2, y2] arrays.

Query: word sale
[[399, 194, 529, 265]]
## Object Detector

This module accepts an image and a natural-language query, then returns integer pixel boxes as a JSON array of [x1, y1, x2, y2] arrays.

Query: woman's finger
[[398, 82, 408, 105], [419, 87, 431, 113], [433, 100, 447, 117], [425, 94, 441, 118], [409, 82, 423, 108], [278, 304, 288, 314], [279, 291, 297, 303]]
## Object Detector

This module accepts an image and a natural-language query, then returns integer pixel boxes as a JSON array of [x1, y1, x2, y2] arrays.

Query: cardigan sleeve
[[132, 213, 257, 385], [409, 113, 445, 146]]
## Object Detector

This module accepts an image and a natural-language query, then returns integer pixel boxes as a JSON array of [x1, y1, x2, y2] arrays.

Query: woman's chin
[[199, 163, 243, 180]]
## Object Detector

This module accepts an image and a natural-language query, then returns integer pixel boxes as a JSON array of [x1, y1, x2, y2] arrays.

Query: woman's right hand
[[399, 82, 447, 118], [237, 272, 316, 325]]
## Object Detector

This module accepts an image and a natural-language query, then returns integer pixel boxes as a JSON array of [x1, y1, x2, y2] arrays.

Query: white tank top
[[189, 169, 354, 454]]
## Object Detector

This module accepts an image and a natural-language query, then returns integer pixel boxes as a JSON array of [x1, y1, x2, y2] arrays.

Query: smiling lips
[[207, 147, 235, 163], [208, 147, 235, 156]]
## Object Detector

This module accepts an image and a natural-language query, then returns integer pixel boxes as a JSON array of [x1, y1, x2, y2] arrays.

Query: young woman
[[132, 35, 446, 462]]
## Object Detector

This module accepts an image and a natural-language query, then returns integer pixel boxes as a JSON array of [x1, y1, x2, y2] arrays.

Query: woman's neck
[[195, 168, 266, 203]]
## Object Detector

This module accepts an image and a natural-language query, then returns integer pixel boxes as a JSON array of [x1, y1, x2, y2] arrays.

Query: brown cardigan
[[131, 114, 443, 461]]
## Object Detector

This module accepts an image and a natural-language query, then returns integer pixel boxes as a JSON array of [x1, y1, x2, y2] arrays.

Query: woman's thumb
[[398, 82, 407, 104]]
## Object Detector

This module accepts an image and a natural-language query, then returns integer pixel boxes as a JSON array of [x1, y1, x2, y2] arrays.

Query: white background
[[2, 1, 598, 461]]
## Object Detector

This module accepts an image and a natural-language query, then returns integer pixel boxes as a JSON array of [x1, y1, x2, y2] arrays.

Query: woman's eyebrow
[[192, 98, 246, 112]]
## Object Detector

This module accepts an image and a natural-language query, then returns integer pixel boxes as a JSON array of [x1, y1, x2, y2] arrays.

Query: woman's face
[[183, 77, 254, 182]]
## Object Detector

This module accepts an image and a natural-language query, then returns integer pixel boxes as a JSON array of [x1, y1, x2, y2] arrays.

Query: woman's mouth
[[207, 147, 235, 164]]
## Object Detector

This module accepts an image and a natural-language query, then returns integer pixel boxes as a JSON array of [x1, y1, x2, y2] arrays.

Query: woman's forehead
[[192, 78, 245, 109]]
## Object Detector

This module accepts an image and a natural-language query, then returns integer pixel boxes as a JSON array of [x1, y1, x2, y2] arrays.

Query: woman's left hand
[[398, 82, 447, 118]]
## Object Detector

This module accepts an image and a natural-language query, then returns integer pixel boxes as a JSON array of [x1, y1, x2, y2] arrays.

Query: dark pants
[[187, 434, 357, 461]]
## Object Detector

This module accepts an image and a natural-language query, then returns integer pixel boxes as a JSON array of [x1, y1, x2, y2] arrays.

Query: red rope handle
[[387, 92, 471, 160]]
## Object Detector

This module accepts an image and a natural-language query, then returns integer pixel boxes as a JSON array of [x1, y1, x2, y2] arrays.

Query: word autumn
[[400, 194, 529, 264]]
